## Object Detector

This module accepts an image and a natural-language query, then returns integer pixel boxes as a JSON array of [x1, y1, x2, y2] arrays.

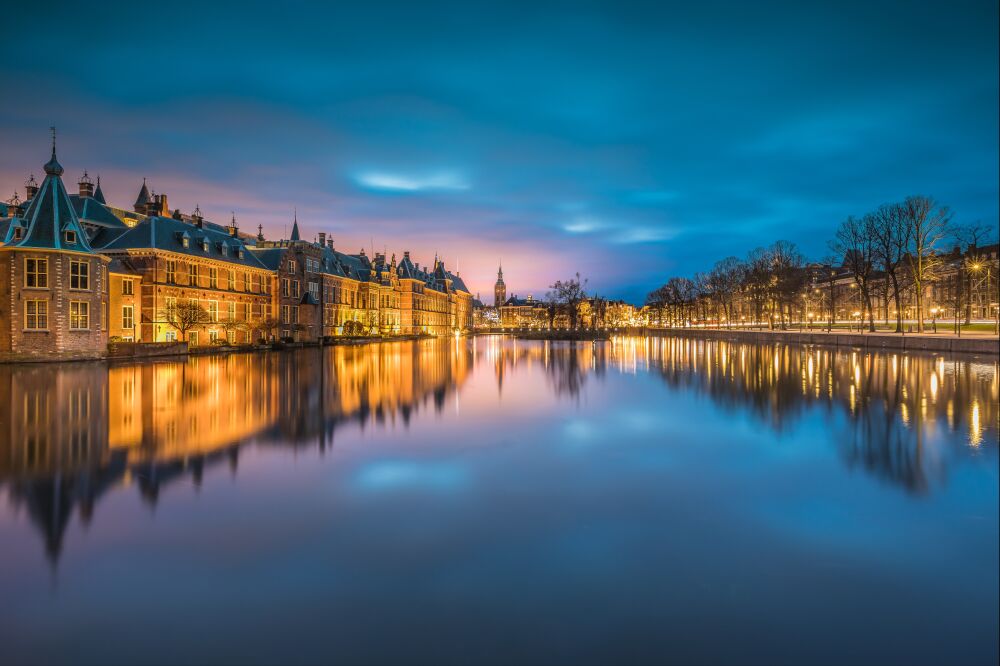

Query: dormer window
[[237, 248, 244, 259], [13, 227, 23, 241], [201, 239, 209, 252], [64, 229, 77, 244], [182, 236, 190, 248]]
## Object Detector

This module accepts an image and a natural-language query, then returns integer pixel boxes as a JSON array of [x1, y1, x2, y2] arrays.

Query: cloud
[[354, 170, 470, 193]]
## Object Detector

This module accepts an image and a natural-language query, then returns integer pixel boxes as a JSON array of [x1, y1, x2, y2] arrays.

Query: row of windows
[[163, 260, 270, 293], [24, 300, 98, 331], [23, 258, 99, 291]]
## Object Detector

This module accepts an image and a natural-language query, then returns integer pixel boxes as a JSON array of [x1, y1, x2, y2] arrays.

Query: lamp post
[[931, 307, 939, 334]]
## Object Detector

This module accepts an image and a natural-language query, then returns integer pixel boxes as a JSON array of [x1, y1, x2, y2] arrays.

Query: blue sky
[[1, 1, 996, 302]]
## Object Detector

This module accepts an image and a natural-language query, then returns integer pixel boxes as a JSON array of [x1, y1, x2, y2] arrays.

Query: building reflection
[[0, 340, 471, 562]]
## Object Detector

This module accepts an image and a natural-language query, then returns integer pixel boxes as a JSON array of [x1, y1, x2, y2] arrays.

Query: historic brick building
[[0, 146, 110, 361], [2, 143, 474, 356]]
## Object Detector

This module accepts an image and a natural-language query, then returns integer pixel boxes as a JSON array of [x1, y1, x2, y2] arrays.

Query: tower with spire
[[494, 262, 506, 307], [1, 130, 111, 360]]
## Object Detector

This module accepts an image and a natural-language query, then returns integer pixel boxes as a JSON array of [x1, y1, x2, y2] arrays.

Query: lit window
[[69, 301, 90, 330], [166, 260, 177, 283], [209, 267, 218, 289], [189, 264, 198, 286], [122, 305, 134, 331], [25, 300, 48, 330], [227, 270, 235, 290], [207, 301, 219, 322], [25, 258, 48, 288], [70, 260, 90, 290], [122, 279, 134, 295]]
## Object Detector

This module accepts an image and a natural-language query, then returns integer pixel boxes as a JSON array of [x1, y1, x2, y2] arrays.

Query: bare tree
[[548, 273, 588, 329], [253, 316, 280, 342], [159, 301, 211, 342], [901, 195, 951, 332], [831, 215, 877, 332], [707, 257, 745, 329], [870, 202, 910, 332], [217, 317, 246, 344]]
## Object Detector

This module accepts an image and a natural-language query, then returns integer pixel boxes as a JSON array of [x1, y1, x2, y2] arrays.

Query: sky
[[1, 1, 997, 303]]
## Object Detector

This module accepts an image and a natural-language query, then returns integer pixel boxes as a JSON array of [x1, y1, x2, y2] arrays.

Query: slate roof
[[99, 215, 269, 270], [11, 149, 95, 253], [134, 179, 150, 209], [70, 194, 128, 229], [505, 295, 543, 307], [93, 178, 106, 204]]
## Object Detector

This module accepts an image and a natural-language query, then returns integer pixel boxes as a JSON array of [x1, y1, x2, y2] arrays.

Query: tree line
[[646, 195, 997, 334]]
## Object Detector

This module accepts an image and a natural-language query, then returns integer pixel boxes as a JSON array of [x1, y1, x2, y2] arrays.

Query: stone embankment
[[645, 327, 999, 355]]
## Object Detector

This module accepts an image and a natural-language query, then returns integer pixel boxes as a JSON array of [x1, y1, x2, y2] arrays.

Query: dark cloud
[[2, 0, 996, 302]]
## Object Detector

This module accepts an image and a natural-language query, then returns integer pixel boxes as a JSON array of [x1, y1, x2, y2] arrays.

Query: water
[[1, 337, 997, 665]]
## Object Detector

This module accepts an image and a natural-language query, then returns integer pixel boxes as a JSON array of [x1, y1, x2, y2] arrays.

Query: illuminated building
[[2, 142, 473, 352]]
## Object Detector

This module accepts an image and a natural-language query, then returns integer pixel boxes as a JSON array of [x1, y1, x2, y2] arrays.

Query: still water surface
[[1, 337, 997, 665]]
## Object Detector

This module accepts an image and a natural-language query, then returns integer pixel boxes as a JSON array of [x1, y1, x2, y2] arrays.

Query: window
[[228, 270, 235, 290], [243, 272, 250, 291], [64, 229, 77, 244], [166, 260, 177, 283], [70, 260, 90, 290], [292, 280, 300, 298], [209, 330, 219, 342], [13, 227, 23, 241], [182, 236, 190, 248], [189, 331, 199, 345], [227, 301, 236, 321], [25, 300, 48, 330], [69, 301, 90, 330], [209, 267, 218, 289], [103, 301, 108, 331], [165, 330, 176, 342], [309, 281, 319, 300], [122, 305, 134, 331], [122, 279, 134, 296], [289, 260, 296, 272], [189, 264, 199, 286], [165, 296, 177, 311], [282, 278, 290, 297], [243, 302, 251, 321], [291, 305, 299, 324], [281, 305, 290, 324], [25, 258, 48, 288], [207, 301, 219, 322]]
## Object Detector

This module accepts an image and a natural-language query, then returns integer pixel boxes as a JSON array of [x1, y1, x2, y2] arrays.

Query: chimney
[[228, 212, 238, 237], [318, 232, 326, 247], [159, 193, 169, 216]]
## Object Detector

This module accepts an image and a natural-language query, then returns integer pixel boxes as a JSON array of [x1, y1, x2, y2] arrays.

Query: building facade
[[1, 145, 474, 358]]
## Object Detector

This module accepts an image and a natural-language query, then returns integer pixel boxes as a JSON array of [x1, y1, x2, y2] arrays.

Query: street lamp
[[930, 306, 939, 333]]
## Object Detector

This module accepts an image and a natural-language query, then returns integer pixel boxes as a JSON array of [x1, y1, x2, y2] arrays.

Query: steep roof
[[99, 216, 269, 270], [133, 179, 150, 209], [70, 194, 129, 229], [12, 148, 94, 253], [93, 177, 106, 204]]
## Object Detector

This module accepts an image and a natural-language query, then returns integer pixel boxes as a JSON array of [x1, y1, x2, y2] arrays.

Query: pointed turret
[[25, 174, 39, 201], [133, 178, 150, 213], [290, 209, 301, 241], [15, 140, 94, 252], [93, 175, 106, 204]]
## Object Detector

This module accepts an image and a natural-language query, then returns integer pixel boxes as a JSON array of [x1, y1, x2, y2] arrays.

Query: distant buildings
[[474, 263, 643, 331], [1, 143, 473, 360]]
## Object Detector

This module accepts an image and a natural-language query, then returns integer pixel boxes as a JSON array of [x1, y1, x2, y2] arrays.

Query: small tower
[[134, 178, 151, 213], [78, 171, 95, 198], [494, 262, 506, 307], [25, 174, 39, 201]]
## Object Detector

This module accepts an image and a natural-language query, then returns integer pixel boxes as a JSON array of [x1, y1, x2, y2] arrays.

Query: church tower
[[494, 263, 506, 307]]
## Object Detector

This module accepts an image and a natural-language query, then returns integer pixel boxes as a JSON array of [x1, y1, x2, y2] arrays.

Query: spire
[[15, 140, 94, 252], [44, 126, 63, 176], [290, 208, 300, 241], [134, 177, 150, 211], [93, 175, 106, 204], [497, 261, 503, 280], [257, 223, 264, 241]]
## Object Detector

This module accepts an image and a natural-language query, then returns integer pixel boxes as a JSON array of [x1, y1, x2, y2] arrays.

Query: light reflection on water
[[0, 336, 997, 665]]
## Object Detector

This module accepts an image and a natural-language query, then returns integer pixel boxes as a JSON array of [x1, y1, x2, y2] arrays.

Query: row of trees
[[647, 195, 997, 334]]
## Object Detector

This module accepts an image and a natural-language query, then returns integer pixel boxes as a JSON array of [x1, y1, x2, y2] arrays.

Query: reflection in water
[[0, 336, 996, 564], [0, 340, 472, 562]]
